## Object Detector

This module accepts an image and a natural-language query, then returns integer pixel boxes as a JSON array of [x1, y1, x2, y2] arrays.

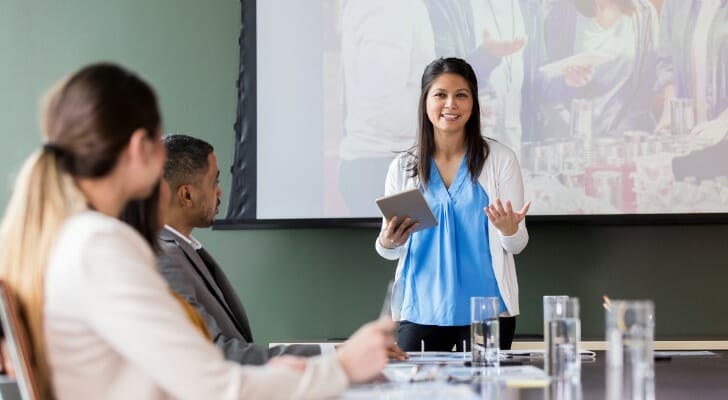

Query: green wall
[[2, 1, 727, 346]]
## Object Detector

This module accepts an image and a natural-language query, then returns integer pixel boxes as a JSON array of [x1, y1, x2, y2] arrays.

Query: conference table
[[343, 350, 728, 399]]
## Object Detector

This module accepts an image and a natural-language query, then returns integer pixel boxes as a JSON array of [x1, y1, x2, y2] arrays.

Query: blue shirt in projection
[[401, 156, 505, 326]]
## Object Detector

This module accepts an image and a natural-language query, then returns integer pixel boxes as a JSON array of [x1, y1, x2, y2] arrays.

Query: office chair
[[0, 280, 41, 400]]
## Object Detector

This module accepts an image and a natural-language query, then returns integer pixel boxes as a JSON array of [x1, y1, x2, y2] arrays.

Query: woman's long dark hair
[[409, 57, 489, 189], [119, 181, 162, 254]]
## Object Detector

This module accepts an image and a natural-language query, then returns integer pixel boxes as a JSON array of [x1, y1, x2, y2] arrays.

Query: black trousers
[[397, 317, 516, 352]]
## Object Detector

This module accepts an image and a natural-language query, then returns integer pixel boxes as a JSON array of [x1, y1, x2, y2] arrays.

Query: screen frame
[[219, 0, 728, 230]]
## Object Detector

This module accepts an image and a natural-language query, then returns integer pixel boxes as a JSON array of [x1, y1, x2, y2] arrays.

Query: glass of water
[[471, 297, 500, 367], [543, 296, 580, 381], [606, 300, 655, 400]]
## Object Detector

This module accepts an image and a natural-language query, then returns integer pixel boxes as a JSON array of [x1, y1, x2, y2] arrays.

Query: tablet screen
[[375, 189, 438, 232]]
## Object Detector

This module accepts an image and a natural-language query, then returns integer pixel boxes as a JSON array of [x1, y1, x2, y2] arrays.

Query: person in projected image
[[0, 63, 394, 399], [654, 0, 728, 183], [376, 57, 530, 352], [158, 134, 408, 365], [338, 0, 436, 217], [535, 0, 658, 139], [655, 0, 728, 135]]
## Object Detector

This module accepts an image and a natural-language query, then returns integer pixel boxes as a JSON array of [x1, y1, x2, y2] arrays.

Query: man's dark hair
[[162, 134, 214, 191]]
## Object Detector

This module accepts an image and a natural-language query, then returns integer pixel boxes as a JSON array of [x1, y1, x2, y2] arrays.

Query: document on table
[[348, 365, 549, 399], [344, 381, 479, 400], [381, 363, 547, 384]]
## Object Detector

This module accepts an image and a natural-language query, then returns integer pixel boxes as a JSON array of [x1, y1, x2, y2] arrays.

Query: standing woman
[[376, 57, 530, 352], [0, 63, 392, 399]]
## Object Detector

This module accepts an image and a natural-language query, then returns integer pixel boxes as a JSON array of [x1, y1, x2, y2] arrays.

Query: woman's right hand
[[336, 318, 396, 384], [379, 216, 418, 249]]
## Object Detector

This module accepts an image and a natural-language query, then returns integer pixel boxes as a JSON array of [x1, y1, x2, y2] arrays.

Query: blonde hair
[[0, 150, 86, 398], [0, 63, 160, 398]]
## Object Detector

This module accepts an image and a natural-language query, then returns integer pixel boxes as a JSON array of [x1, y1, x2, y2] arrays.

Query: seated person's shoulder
[[60, 211, 146, 253], [157, 240, 187, 267], [156, 241, 200, 297]]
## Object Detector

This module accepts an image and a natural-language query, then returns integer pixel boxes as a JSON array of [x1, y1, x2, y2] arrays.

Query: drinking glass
[[606, 300, 655, 400], [471, 297, 500, 367], [543, 296, 580, 381]]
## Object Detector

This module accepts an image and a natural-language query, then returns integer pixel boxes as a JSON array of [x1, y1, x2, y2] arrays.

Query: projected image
[[249, 0, 727, 221]]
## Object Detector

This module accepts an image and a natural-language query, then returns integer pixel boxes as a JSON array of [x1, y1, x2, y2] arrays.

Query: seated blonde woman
[[0, 63, 393, 400]]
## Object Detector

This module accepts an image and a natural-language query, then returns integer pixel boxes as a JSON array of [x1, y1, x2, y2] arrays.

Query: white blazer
[[375, 138, 529, 319], [45, 211, 348, 400]]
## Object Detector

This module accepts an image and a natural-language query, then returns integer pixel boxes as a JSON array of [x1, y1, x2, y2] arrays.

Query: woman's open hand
[[484, 199, 530, 236]]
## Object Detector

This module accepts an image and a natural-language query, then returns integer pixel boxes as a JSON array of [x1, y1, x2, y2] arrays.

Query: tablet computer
[[375, 188, 438, 232]]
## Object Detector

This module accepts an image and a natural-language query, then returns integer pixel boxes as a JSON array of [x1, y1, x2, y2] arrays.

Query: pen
[[506, 352, 542, 358], [465, 360, 524, 366]]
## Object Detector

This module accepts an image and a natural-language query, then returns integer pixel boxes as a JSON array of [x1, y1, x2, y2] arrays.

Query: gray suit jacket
[[158, 227, 321, 365]]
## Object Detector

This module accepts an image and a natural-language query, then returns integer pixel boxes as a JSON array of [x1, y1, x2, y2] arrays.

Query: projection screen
[[223, 0, 728, 226]]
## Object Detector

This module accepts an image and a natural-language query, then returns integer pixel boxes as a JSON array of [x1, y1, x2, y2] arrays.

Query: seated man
[[159, 134, 406, 365], [159, 134, 325, 364]]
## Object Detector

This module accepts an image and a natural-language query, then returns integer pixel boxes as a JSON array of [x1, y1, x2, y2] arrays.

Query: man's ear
[[176, 184, 194, 208]]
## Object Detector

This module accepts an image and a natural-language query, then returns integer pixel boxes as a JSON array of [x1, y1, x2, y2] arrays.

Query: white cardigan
[[375, 138, 529, 319], [45, 211, 348, 400]]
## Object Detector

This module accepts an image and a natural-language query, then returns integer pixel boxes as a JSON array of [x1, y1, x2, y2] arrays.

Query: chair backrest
[[0, 280, 41, 400]]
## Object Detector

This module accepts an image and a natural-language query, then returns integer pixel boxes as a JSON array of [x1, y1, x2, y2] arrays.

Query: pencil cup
[[471, 297, 500, 367], [543, 296, 581, 382], [606, 300, 655, 400]]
